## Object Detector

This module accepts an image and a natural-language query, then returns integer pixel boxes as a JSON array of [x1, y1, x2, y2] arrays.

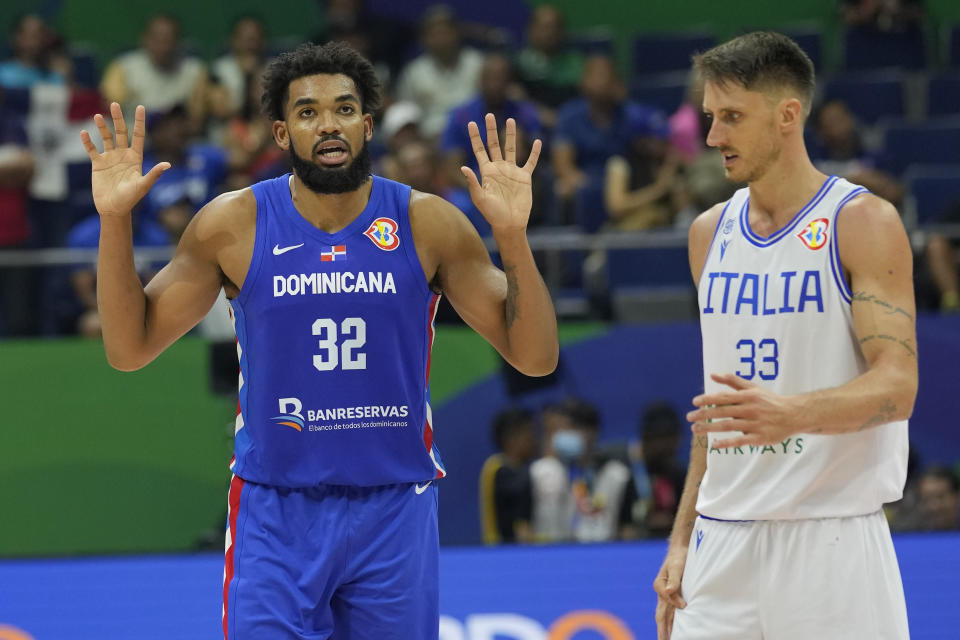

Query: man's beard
[[289, 137, 371, 194]]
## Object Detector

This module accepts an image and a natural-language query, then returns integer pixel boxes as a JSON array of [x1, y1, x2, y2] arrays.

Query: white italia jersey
[[696, 176, 908, 521]]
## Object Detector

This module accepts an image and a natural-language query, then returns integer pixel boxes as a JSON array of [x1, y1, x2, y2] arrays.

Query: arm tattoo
[[857, 398, 897, 431], [859, 334, 917, 358], [694, 435, 709, 449], [852, 291, 914, 322], [503, 263, 519, 329]]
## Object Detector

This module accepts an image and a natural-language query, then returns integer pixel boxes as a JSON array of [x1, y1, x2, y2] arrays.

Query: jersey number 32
[[312, 317, 367, 371]]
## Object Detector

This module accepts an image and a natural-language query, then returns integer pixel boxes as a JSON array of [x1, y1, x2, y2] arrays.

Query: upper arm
[[137, 194, 245, 359], [688, 202, 726, 286], [837, 194, 917, 380], [410, 192, 511, 354]]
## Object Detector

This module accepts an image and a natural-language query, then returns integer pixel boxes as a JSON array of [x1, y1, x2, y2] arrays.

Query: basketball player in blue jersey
[[653, 33, 916, 639], [80, 42, 558, 639]]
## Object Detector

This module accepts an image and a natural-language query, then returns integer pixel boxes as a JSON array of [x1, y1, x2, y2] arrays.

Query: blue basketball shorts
[[222, 475, 440, 639]]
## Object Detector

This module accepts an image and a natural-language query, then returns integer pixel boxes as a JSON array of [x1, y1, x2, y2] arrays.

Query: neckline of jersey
[[277, 173, 383, 244], [739, 175, 838, 248]]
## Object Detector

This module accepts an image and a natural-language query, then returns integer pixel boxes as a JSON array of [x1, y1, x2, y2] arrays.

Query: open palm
[[80, 103, 170, 218], [461, 114, 542, 232]]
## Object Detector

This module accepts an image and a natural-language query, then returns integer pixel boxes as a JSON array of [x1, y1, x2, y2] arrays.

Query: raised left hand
[[461, 113, 542, 234], [687, 372, 801, 448]]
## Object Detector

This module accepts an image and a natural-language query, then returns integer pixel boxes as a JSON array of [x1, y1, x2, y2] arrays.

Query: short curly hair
[[261, 41, 382, 122]]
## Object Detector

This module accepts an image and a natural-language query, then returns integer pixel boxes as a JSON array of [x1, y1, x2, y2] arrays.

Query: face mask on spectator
[[553, 430, 584, 460]]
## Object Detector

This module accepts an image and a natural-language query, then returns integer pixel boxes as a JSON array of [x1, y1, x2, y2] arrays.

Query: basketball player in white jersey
[[654, 32, 916, 639]]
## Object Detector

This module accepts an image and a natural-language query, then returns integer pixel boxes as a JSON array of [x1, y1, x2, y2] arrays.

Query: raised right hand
[[80, 102, 170, 218], [653, 546, 688, 640]]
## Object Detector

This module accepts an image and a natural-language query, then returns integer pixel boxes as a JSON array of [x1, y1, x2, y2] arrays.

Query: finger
[[503, 117, 516, 164], [711, 372, 756, 390], [111, 102, 128, 149], [140, 161, 172, 191], [460, 166, 482, 202], [692, 391, 739, 407], [94, 113, 115, 151], [665, 608, 675, 639], [485, 113, 502, 162], [131, 105, 146, 154], [690, 419, 746, 433], [523, 138, 542, 173], [466, 121, 489, 168], [687, 403, 748, 423], [79, 129, 99, 160]]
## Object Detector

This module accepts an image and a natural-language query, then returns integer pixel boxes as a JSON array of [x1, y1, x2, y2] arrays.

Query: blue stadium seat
[[568, 30, 616, 56], [882, 119, 960, 175], [632, 31, 715, 76], [928, 72, 960, 118], [843, 26, 926, 70], [70, 48, 99, 89], [823, 71, 905, 124], [628, 72, 688, 115], [905, 165, 960, 224]]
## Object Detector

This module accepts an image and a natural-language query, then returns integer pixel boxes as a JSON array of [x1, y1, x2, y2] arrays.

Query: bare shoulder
[[187, 187, 257, 243], [409, 189, 479, 251], [688, 201, 728, 285], [836, 192, 909, 271]]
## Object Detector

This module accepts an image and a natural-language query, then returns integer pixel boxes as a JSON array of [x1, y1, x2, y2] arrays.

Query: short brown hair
[[693, 31, 815, 113]]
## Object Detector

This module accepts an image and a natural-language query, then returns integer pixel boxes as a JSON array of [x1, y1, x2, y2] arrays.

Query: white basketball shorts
[[671, 510, 909, 639]]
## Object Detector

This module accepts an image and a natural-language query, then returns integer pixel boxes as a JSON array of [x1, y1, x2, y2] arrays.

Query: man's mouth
[[721, 151, 738, 168], [314, 140, 350, 166]]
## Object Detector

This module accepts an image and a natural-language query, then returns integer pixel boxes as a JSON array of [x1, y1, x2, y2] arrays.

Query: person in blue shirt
[[80, 41, 558, 639], [137, 103, 227, 224], [441, 52, 546, 232], [552, 55, 669, 232], [0, 14, 70, 88]]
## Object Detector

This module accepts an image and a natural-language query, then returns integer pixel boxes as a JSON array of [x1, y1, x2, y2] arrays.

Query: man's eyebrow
[[334, 93, 360, 103], [292, 97, 317, 108]]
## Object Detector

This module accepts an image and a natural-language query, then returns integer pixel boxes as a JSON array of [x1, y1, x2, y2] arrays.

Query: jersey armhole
[[829, 188, 869, 305], [233, 183, 269, 306], [697, 199, 734, 289], [401, 187, 439, 298]]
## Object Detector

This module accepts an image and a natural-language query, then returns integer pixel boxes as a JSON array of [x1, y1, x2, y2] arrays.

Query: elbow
[[514, 347, 560, 378], [104, 347, 148, 372]]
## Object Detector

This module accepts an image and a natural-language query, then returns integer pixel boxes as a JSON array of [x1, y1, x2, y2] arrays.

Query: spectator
[[839, 0, 924, 32], [917, 466, 960, 531], [631, 402, 686, 537], [100, 13, 209, 132], [441, 52, 545, 229], [64, 212, 172, 338], [395, 5, 484, 139], [603, 117, 679, 230], [922, 200, 960, 313], [552, 54, 668, 231], [221, 64, 287, 191], [530, 397, 638, 542], [208, 16, 268, 122], [479, 407, 538, 544], [0, 92, 36, 336], [514, 5, 583, 127], [137, 104, 227, 225], [810, 99, 904, 206], [0, 13, 70, 89], [376, 101, 424, 180]]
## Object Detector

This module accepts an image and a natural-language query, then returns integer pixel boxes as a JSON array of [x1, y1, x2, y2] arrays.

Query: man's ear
[[272, 120, 289, 150], [364, 113, 373, 142], [779, 97, 804, 134]]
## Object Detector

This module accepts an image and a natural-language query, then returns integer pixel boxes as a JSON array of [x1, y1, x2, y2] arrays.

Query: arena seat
[[823, 71, 906, 124], [904, 165, 960, 224], [632, 30, 715, 76], [628, 71, 688, 115], [882, 118, 960, 175], [927, 71, 960, 118], [843, 26, 926, 70]]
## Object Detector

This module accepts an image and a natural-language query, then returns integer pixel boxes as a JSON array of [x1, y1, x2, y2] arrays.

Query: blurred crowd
[[1, 1, 959, 338], [479, 398, 960, 545]]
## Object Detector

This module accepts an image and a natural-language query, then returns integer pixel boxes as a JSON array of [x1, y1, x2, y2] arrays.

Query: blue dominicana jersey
[[228, 174, 446, 487]]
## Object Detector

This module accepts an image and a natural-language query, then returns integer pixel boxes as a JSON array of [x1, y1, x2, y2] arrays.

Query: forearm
[[493, 230, 558, 376], [96, 215, 150, 370], [609, 183, 670, 218], [667, 435, 707, 550], [792, 360, 917, 435]]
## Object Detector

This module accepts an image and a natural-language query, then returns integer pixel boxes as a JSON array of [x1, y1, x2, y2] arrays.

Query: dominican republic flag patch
[[321, 245, 347, 262]]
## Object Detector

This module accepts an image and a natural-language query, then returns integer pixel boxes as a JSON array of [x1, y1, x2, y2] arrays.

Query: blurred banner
[[1, 535, 958, 639]]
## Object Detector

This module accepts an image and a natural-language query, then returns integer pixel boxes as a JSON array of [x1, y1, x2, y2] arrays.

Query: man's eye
[[340, 105, 354, 114]]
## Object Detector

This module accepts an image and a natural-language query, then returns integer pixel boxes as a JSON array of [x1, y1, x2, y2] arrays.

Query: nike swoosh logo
[[414, 481, 432, 494], [273, 243, 304, 255]]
